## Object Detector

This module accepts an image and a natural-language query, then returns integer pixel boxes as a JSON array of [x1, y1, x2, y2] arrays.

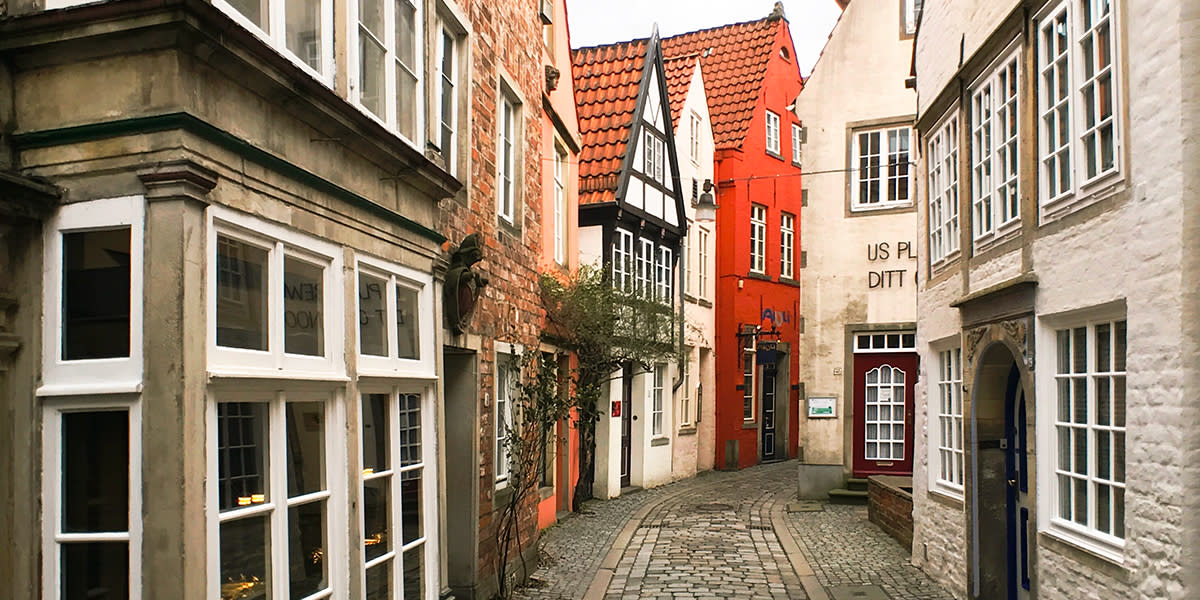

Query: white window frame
[[851, 125, 913, 211], [357, 384, 440, 599], [864, 364, 906, 460], [497, 88, 521, 224], [791, 123, 803, 166], [42, 396, 142, 600], [434, 12, 466, 175], [1037, 306, 1127, 562], [41, 196, 145, 395], [927, 109, 961, 266], [742, 340, 756, 422], [494, 357, 515, 488], [205, 387, 350, 600], [650, 363, 666, 436], [349, 0, 424, 145], [970, 45, 1021, 246], [928, 346, 963, 497], [554, 144, 568, 265], [644, 130, 666, 185], [207, 207, 346, 378], [780, 212, 795, 280], [356, 255, 437, 379], [1036, 0, 1123, 221], [854, 331, 917, 352], [750, 204, 766, 274], [696, 227, 710, 300], [655, 247, 673, 304], [765, 110, 781, 155], [689, 112, 702, 164], [904, 0, 922, 35], [637, 238, 654, 298], [212, 0, 335, 84], [612, 228, 634, 293], [679, 355, 695, 428]]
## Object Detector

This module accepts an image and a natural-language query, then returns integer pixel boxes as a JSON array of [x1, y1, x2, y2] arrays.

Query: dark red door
[[851, 352, 918, 476]]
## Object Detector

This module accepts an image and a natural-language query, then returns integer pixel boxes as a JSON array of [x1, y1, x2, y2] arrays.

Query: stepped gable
[[571, 38, 649, 205], [662, 13, 783, 150]]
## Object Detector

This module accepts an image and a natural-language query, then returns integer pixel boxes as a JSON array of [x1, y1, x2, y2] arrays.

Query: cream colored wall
[[794, 0, 917, 467], [913, 0, 1022, 116]]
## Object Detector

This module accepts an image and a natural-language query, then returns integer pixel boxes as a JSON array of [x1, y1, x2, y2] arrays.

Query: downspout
[[672, 227, 687, 393]]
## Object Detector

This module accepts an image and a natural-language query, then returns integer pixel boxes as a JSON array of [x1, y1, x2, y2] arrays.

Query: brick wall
[[868, 476, 914, 551]]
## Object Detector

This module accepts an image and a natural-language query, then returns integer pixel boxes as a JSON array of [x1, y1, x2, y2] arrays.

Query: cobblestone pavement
[[514, 460, 954, 600]]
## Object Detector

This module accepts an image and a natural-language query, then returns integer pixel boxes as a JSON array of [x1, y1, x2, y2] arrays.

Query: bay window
[[215, 0, 334, 81], [971, 49, 1020, 243], [355, 0, 422, 143], [927, 111, 960, 265]]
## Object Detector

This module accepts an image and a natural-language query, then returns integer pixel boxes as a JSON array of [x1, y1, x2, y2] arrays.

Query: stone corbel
[[137, 159, 219, 204], [964, 325, 989, 367]]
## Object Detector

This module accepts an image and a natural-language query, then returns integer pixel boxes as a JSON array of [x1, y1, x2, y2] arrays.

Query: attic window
[[779, 47, 790, 61]]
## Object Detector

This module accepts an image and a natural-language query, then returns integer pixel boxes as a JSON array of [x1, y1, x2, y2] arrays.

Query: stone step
[[846, 477, 870, 492], [827, 488, 869, 504]]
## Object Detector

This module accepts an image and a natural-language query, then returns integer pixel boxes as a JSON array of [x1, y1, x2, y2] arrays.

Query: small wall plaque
[[807, 396, 837, 418]]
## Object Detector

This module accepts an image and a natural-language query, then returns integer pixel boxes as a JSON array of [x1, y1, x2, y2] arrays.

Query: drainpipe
[[672, 227, 687, 393]]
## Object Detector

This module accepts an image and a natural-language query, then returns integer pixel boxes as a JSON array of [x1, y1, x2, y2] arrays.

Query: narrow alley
[[516, 461, 953, 600]]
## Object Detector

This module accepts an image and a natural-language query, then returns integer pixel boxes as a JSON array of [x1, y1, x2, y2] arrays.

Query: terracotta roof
[[663, 53, 697, 126], [662, 15, 783, 150], [571, 39, 649, 205]]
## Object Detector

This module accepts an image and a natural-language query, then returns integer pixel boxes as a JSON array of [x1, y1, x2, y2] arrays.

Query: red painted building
[[662, 4, 805, 470]]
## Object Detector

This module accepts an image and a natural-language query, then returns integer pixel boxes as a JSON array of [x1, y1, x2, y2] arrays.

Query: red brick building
[[662, 5, 806, 470]]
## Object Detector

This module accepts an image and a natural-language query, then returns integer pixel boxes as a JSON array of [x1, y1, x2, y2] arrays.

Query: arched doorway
[[970, 342, 1032, 600]]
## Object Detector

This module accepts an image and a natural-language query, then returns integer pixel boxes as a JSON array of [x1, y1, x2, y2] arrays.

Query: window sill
[[747, 271, 772, 281], [1038, 527, 1128, 580], [777, 276, 801, 288], [849, 201, 914, 216], [37, 381, 143, 397], [538, 486, 555, 501], [1040, 173, 1127, 225], [742, 420, 758, 429], [929, 250, 962, 275], [677, 426, 697, 436], [766, 150, 785, 162], [972, 220, 1021, 255], [683, 294, 713, 308], [650, 436, 670, 447], [927, 486, 964, 510]]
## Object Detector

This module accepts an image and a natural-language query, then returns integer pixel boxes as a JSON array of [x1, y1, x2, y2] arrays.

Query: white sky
[[563, 0, 844, 78]]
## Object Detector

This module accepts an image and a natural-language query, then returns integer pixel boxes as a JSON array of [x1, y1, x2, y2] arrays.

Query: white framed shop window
[[41, 196, 145, 395], [1037, 303, 1127, 563], [927, 342, 964, 498], [359, 384, 440, 599], [42, 397, 142, 600], [356, 255, 437, 379], [207, 207, 345, 378], [206, 387, 349, 600]]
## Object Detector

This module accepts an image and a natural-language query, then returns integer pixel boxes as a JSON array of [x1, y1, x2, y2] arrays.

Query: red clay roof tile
[[571, 38, 649, 205]]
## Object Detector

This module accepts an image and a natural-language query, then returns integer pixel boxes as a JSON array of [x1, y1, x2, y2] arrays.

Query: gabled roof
[[663, 53, 698, 126], [571, 39, 649, 205], [661, 13, 784, 150]]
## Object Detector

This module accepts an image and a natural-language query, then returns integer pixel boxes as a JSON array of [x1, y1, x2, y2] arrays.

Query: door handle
[[1008, 479, 1017, 488]]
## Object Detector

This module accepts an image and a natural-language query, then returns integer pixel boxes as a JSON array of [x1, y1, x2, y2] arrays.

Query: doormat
[[787, 501, 825, 513], [828, 584, 891, 600]]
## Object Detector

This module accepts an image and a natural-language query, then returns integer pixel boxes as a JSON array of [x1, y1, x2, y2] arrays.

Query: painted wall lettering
[[866, 241, 917, 289]]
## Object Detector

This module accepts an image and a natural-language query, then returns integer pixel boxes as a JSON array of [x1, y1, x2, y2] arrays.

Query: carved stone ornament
[[1000, 318, 1034, 371], [444, 233, 489, 335], [964, 325, 989, 367]]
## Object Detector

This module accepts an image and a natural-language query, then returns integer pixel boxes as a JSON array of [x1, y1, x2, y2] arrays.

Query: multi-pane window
[[637, 239, 654, 298], [765, 111, 781, 155], [211, 214, 341, 374], [655, 247, 673, 304], [494, 361, 513, 486], [216, 0, 333, 79], [498, 93, 519, 223], [853, 126, 912, 209], [651, 364, 666, 436], [361, 390, 433, 599], [780, 212, 795, 279], [612, 229, 634, 293], [43, 402, 140, 600], [435, 22, 461, 169], [696, 228, 710, 299], [554, 146, 567, 265], [644, 131, 665, 185], [936, 349, 964, 490], [865, 365, 906, 460], [742, 349, 755, 421], [356, 0, 421, 141], [971, 51, 1020, 241], [680, 359, 694, 428], [750, 204, 766, 274], [357, 267, 425, 366], [1038, 0, 1120, 213], [791, 123, 803, 166], [690, 112, 702, 163], [927, 112, 960, 264], [214, 393, 333, 600], [855, 332, 917, 352], [1053, 320, 1126, 541], [904, 0, 923, 34]]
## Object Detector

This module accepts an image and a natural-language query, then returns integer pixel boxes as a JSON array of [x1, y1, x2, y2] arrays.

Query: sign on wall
[[807, 396, 837, 418]]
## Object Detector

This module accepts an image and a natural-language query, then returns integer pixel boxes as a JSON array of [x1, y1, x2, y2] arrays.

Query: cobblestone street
[[515, 461, 954, 600]]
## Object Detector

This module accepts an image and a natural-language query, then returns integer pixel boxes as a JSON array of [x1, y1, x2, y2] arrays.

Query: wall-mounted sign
[[807, 396, 837, 418]]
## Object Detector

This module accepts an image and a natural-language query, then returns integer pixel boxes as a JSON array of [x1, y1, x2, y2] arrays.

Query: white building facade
[[911, 1, 1200, 598]]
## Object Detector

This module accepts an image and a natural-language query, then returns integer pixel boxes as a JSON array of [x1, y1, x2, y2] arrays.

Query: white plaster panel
[[966, 248, 1021, 294], [578, 225, 603, 268]]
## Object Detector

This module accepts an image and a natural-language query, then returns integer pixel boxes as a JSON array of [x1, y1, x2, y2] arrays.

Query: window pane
[[285, 0, 321, 71], [288, 501, 328, 599], [220, 515, 271, 600], [362, 394, 390, 472], [287, 402, 326, 497], [1096, 322, 1111, 371], [360, 35, 386, 119], [1096, 430, 1111, 480], [62, 541, 129, 600], [1114, 320, 1127, 371], [216, 236, 270, 351], [401, 472, 423, 545], [363, 477, 391, 561], [227, 0, 268, 31], [1096, 484, 1110, 534], [284, 256, 325, 356], [1073, 478, 1087, 525], [396, 284, 421, 360], [397, 65, 419, 139], [366, 562, 392, 600], [402, 546, 425, 600], [63, 228, 131, 360], [1096, 378, 1111, 426], [399, 393, 422, 467], [359, 273, 389, 356], [62, 411, 128, 532], [218, 402, 270, 512]]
